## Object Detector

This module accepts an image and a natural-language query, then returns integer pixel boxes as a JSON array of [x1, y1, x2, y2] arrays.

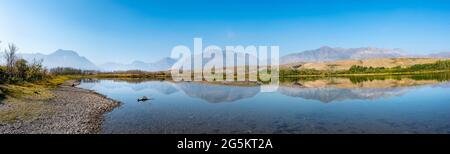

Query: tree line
[[49, 67, 99, 75], [0, 41, 48, 83]]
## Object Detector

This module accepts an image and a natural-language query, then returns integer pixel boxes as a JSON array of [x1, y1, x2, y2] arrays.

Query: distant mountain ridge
[[426, 52, 450, 58], [281, 46, 408, 64], [99, 57, 177, 72], [18, 49, 177, 71], [15, 47, 450, 71], [19, 49, 98, 70]]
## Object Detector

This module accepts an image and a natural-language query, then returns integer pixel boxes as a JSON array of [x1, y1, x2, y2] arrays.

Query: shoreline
[[0, 80, 120, 134], [281, 70, 450, 78]]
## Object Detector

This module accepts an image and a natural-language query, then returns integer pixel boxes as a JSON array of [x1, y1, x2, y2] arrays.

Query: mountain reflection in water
[[176, 82, 260, 103], [79, 75, 449, 103]]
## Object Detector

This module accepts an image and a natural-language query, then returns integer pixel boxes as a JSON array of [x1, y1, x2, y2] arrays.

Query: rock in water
[[138, 96, 150, 102]]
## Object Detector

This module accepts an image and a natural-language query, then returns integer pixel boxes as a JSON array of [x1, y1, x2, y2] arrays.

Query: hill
[[19, 49, 98, 70], [281, 46, 407, 64]]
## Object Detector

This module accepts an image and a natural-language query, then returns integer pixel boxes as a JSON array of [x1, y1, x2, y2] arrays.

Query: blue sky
[[1, 0, 450, 64]]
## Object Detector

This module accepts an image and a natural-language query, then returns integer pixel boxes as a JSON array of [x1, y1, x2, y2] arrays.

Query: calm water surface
[[77, 76, 450, 134]]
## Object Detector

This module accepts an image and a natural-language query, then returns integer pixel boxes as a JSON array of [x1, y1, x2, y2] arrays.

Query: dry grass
[[0, 97, 54, 123], [0, 76, 73, 123]]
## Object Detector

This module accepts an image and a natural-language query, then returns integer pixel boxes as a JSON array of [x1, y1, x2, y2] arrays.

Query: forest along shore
[[0, 80, 120, 134]]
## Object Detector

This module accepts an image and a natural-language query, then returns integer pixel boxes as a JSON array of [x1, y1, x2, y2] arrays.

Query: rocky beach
[[0, 80, 120, 134]]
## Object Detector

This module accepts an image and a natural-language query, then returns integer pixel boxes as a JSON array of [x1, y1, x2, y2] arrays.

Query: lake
[[77, 75, 450, 134]]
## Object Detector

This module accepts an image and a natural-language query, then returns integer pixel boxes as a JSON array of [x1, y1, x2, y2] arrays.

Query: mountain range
[[426, 52, 450, 58], [19, 49, 98, 70], [280, 46, 410, 64], [99, 57, 177, 72], [13, 47, 450, 71], [18, 49, 177, 71]]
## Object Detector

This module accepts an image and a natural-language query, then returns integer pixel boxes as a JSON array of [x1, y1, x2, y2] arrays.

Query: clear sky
[[1, 0, 450, 64]]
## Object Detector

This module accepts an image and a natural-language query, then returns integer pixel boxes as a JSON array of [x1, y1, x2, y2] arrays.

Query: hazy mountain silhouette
[[278, 86, 409, 103], [19, 49, 98, 70], [175, 82, 260, 103], [17, 49, 176, 71], [426, 52, 450, 58], [178, 49, 260, 71], [99, 57, 177, 71], [14, 47, 449, 71], [281, 46, 408, 64]]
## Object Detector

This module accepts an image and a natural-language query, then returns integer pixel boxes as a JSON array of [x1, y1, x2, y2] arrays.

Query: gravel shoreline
[[0, 80, 120, 134]]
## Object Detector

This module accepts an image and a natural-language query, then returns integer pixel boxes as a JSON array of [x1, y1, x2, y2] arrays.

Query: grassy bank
[[0, 76, 76, 123]]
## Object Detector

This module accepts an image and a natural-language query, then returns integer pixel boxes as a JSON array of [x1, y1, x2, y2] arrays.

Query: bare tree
[[4, 43, 18, 75]]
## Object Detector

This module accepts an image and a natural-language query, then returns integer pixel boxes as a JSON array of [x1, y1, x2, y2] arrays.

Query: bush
[[15, 59, 28, 80], [27, 59, 47, 82]]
